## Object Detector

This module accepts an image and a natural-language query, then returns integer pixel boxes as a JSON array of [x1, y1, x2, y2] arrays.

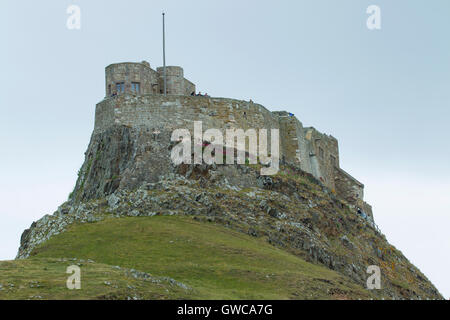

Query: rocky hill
[[8, 125, 443, 300]]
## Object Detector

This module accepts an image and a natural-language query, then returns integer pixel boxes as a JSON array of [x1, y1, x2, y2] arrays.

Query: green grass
[[17, 215, 375, 300], [0, 258, 191, 300]]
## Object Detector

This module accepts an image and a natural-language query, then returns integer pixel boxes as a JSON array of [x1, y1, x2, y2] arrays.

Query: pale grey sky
[[1, 0, 449, 298]]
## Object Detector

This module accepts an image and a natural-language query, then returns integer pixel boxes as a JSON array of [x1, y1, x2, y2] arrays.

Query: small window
[[108, 84, 111, 95], [319, 147, 324, 159], [131, 82, 140, 93], [116, 82, 125, 93]]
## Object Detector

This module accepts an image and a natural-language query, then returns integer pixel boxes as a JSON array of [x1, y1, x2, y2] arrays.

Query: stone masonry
[[98, 61, 373, 220], [105, 61, 196, 97]]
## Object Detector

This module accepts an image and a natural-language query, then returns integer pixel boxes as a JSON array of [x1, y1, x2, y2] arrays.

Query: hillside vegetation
[[2, 216, 373, 300], [12, 160, 444, 300]]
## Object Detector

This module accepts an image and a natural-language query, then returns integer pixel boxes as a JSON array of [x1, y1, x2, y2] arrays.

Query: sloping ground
[[16, 162, 444, 300], [2, 216, 374, 300], [0, 257, 191, 300]]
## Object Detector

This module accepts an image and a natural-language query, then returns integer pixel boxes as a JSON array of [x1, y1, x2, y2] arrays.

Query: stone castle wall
[[95, 94, 280, 136], [156, 66, 193, 95], [274, 111, 313, 174], [184, 79, 196, 96], [94, 85, 370, 210], [305, 128, 339, 190], [334, 167, 364, 203], [105, 62, 159, 96], [303, 127, 366, 209]]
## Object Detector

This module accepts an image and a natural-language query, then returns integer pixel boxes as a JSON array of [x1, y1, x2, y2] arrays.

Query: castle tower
[[105, 61, 196, 97], [105, 61, 160, 97], [156, 66, 184, 95]]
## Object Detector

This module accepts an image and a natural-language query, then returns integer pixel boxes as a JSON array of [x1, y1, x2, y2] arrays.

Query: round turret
[[156, 66, 185, 95]]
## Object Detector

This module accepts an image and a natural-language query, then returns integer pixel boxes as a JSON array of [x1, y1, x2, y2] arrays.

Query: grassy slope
[[3, 216, 375, 300], [0, 258, 191, 300]]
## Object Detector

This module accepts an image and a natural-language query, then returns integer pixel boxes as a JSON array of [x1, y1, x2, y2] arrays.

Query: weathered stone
[[13, 61, 445, 301], [107, 193, 121, 209]]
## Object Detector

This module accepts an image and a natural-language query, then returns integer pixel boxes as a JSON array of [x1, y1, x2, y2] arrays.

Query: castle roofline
[[105, 61, 152, 69], [305, 126, 338, 141], [105, 62, 185, 71], [156, 65, 183, 69]]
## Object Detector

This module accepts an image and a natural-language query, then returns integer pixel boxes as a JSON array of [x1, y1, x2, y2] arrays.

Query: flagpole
[[162, 12, 167, 96]]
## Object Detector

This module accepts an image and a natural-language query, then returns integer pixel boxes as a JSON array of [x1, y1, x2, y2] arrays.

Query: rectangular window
[[116, 82, 125, 93], [131, 82, 140, 93], [108, 84, 111, 95]]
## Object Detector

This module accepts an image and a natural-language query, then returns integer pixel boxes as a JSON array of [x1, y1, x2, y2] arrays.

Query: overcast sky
[[1, 0, 449, 298]]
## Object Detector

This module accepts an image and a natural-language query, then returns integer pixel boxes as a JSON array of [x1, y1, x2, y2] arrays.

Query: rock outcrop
[[17, 125, 444, 299]]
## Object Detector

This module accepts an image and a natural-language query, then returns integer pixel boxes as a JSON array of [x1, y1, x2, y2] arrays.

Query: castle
[[95, 61, 374, 222], [105, 61, 195, 96], [15, 60, 445, 301]]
